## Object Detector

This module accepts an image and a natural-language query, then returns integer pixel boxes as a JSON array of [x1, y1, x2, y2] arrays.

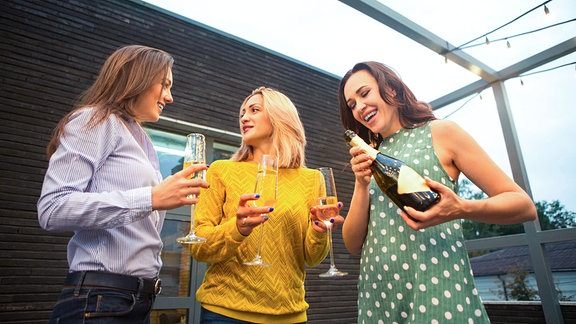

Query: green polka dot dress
[[357, 122, 490, 323]]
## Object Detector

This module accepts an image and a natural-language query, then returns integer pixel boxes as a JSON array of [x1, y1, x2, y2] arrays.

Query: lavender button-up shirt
[[38, 108, 165, 278]]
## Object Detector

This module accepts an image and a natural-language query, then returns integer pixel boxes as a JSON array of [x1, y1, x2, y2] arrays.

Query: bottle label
[[397, 165, 430, 194]]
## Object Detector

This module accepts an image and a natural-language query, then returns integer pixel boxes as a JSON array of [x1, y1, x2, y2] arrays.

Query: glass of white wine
[[177, 133, 207, 244], [317, 167, 347, 278], [244, 154, 278, 267]]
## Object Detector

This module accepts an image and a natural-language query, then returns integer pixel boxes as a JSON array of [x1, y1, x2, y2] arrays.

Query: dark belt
[[65, 271, 162, 296]]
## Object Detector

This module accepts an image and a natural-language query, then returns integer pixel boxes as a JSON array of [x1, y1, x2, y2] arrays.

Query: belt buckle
[[153, 278, 162, 295]]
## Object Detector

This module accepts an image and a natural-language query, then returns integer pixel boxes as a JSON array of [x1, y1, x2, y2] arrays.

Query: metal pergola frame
[[339, 1, 576, 323]]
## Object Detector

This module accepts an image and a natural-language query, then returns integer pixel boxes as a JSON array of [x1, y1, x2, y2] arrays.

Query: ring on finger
[[242, 217, 246, 225]]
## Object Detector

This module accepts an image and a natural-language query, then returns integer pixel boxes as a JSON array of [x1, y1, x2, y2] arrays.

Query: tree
[[507, 268, 539, 301], [535, 200, 576, 230], [457, 179, 574, 240], [494, 268, 539, 301], [458, 179, 575, 302]]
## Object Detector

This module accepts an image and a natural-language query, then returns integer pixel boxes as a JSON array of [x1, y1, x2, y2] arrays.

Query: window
[[144, 127, 238, 323]]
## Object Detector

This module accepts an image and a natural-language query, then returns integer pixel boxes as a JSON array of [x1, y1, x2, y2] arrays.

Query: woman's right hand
[[151, 163, 209, 211], [349, 146, 373, 186]]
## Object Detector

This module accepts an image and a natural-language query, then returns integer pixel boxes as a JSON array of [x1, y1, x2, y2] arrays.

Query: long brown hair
[[338, 61, 436, 147], [46, 45, 174, 157], [232, 87, 307, 168]]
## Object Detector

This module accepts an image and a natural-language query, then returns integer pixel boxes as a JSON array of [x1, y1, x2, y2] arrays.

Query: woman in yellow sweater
[[190, 86, 340, 323]]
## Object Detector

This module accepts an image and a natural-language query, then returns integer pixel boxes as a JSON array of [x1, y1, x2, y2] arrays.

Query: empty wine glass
[[317, 167, 347, 277], [244, 154, 278, 267], [177, 133, 207, 244]]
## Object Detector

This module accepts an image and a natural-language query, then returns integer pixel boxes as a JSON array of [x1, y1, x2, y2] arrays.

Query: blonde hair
[[232, 87, 307, 168], [46, 45, 174, 157]]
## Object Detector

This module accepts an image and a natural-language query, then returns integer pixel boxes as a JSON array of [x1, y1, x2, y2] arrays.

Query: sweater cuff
[[307, 223, 328, 244], [227, 217, 247, 242]]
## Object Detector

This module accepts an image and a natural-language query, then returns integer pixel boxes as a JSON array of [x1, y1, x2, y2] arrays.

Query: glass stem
[[256, 216, 265, 257], [189, 203, 196, 234], [326, 222, 336, 268]]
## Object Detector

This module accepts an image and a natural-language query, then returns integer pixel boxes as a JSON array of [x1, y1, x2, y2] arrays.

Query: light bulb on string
[[544, 5, 550, 15], [520, 79, 524, 86], [506, 39, 511, 49], [485, 37, 490, 45]]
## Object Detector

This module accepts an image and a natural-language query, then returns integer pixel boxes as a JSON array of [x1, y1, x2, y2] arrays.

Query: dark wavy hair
[[337, 61, 436, 147]]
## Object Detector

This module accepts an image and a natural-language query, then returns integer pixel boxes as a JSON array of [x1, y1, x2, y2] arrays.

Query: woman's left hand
[[400, 177, 463, 230], [309, 202, 345, 233]]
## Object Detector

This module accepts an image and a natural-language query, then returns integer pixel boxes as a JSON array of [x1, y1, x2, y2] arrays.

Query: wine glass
[[317, 167, 348, 277], [177, 133, 207, 244], [244, 154, 278, 267]]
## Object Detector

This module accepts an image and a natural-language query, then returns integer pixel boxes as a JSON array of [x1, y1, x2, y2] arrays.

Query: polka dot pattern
[[357, 123, 490, 323]]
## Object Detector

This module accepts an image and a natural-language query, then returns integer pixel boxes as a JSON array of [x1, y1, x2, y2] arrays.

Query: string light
[[441, 62, 574, 115], [517, 61, 575, 86], [544, 5, 550, 15], [443, 0, 554, 55], [457, 18, 576, 51], [437, 16, 573, 60], [519, 61, 575, 77], [441, 92, 482, 120]]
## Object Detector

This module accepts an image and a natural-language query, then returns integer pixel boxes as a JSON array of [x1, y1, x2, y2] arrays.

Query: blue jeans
[[48, 287, 154, 323], [200, 307, 306, 324], [200, 308, 253, 324]]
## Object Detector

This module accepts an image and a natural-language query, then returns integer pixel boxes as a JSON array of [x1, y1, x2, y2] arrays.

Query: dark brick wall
[[0, 0, 358, 322]]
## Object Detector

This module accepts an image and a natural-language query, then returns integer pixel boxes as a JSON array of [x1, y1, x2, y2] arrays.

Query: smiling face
[[134, 68, 173, 122], [343, 69, 402, 139], [239, 93, 274, 154]]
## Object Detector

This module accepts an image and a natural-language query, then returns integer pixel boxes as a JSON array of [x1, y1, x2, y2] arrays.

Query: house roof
[[470, 240, 576, 276]]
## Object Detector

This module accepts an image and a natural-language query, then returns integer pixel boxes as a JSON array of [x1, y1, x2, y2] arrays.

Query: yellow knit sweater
[[190, 160, 330, 323]]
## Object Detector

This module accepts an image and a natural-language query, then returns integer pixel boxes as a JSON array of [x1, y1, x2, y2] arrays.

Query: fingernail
[[263, 216, 269, 221], [314, 221, 319, 226], [268, 207, 274, 212], [255, 194, 260, 198], [330, 218, 335, 223], [337, 202, 342, 208]]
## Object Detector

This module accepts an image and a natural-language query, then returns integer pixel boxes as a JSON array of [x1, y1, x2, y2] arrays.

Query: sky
[[143, 0, 576, 213]]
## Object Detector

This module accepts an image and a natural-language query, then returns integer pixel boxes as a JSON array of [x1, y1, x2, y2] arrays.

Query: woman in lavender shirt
[[37, 45, 209, 323]]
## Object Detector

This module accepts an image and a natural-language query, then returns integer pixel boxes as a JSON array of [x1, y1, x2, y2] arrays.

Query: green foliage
[[493, 268, 539, 301], [457, 179, 574, 240], [507, 268, 539, 301], [458, 179, 575, 302], [458, 178, 487, 201], [535, 200, 576, 229]]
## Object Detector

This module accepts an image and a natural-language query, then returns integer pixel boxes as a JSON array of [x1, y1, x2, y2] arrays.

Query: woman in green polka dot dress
[[337, 62, 537, 324]]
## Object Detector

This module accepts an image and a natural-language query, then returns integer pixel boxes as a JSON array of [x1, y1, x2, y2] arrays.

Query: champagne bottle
[[344, 130, 440, 211]]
